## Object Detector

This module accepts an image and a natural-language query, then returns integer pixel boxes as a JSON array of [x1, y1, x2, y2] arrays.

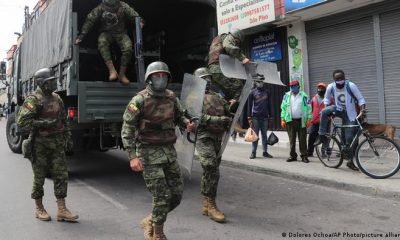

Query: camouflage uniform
[[121, 86, 190, 225], [17, 89, 71, 200], [80, 2, 140, 66], [197, 91, 230, 197], [208, 34, 247, 101]]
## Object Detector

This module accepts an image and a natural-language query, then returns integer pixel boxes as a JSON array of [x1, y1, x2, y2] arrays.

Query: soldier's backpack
[[207, 33, 228, 66]]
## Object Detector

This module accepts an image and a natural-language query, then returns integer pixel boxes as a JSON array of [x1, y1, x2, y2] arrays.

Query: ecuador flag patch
[[128, 103, 138, 113]]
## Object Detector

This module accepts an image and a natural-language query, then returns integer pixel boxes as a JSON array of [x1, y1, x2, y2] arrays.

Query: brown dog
[[363, 123, 396, 140]]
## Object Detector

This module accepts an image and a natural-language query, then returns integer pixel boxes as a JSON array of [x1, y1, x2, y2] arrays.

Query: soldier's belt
[[139, 121, 175, 131]]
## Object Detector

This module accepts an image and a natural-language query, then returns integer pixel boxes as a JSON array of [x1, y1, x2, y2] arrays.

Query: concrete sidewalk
[[221, 131, 400, 201]]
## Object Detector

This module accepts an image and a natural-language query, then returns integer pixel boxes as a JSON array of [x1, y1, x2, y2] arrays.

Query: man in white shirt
[[280, 80, 312, 163]]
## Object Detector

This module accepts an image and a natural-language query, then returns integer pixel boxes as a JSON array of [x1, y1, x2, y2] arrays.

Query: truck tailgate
[[78, 82, 141, 123]]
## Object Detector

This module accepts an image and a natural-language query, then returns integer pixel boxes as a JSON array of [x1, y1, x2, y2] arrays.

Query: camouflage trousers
[[31, 136, 68, 199], [142, 161, 184, 225], [98, 32, 133, 66], [209, 64, 243, 101], [197, 136, 222, 198]]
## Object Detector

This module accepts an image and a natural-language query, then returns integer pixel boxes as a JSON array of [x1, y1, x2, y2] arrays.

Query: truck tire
[[6, 112, 23, 153]]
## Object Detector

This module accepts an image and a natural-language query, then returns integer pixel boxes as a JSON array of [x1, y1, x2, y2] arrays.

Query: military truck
[[6, 0, 216, 153]]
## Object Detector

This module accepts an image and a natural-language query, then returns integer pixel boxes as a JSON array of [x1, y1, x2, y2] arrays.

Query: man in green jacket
[[280, 80, 312, 163]]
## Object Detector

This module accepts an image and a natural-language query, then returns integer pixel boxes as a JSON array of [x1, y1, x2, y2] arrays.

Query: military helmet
[[35, 68, 56, 87], [230, 28, 244, 42], [102, 0, 120, 11], [145, 61, 171, 82], [193, 67, 212, 79]]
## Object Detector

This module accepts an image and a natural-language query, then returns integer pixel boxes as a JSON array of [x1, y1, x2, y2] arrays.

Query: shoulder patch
[[128, 103, 138, 113], [25, 102, 34, 111]]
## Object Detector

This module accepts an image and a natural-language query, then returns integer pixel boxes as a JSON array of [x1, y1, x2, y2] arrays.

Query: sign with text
[[285, 0, 328, 13], [217, 0, 275, 34], [250, 30, 282, 62]]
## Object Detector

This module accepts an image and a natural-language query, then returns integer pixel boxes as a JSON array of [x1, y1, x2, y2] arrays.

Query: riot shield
[[217, 54, 283, 158], [175, 73, 207, 179], [219, 54, 284, 86]]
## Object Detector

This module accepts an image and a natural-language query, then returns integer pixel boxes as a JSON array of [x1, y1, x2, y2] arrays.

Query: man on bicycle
[[314, 70, 366, 171]]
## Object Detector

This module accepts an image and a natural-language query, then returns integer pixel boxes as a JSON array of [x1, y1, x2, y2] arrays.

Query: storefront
[[305, 0, 400, 129]]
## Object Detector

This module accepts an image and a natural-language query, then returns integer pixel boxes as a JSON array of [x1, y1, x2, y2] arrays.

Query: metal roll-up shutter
[[306, 17, 379, 122], [380, 10, 400, 129]]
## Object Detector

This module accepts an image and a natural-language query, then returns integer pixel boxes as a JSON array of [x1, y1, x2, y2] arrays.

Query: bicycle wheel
[[356, 136, 400, 179], [316, 136, 343, 168]]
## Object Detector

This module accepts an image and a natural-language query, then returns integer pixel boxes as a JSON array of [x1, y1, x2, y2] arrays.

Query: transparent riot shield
[[217, 54, 284, 158], [175, 73, 207, 179]]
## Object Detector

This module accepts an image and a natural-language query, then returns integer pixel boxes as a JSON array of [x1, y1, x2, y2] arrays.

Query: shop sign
[[250, 30, 282, 62], [216, 0, 275, 34], [285, 0, 328, 13]]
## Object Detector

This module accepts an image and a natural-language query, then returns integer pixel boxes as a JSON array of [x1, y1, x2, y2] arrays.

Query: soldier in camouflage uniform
[[194, 67, 231, 223], [75, 0, 142, 85], [17, 68, 78, 222], [121, 61, 195, 240], [208, 28, 250, 103]]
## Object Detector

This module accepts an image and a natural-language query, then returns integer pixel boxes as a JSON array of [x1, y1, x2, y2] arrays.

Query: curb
[[221, 159, 400, 202]]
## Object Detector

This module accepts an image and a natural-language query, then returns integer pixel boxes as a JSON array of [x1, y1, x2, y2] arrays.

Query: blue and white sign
[[250, 30, 282, 62], [285, 0, 328, 13]]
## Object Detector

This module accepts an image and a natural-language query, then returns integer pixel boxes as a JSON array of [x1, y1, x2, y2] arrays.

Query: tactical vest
[[208, 33, 228, 66], [203, 93, 226, 133], [32, 91, 65, 137], [137, 89, 177, 145], [101, 4, 126, 33]]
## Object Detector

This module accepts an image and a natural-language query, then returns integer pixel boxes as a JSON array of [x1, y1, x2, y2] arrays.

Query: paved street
[[1, 119, 400, 240]]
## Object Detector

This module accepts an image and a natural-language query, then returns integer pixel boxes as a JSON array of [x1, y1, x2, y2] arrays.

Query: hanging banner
[[250, 30, 282, 62], [285, 0, 328, 13], [216, 0, 275, 34]]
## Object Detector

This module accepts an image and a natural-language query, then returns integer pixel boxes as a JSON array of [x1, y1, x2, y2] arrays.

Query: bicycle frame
[[328, 112, 368, 152]]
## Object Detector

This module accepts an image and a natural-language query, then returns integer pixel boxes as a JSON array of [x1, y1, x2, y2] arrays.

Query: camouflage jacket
[[81, 2, 140, 36], [208, 34, 247, 73], [197, 91, 230, 139], [17, 89, 71, 141], [121, 87, 190, 165]]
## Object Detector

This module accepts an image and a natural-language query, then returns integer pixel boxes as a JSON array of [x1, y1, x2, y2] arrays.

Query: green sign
[[288, 36, 298, 49]]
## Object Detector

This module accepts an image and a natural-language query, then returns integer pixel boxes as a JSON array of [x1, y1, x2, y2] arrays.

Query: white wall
[[286, 22, 310, 95]]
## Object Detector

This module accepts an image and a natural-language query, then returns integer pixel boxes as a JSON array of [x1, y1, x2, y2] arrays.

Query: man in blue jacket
[[315, 70, 366, 170], [247, 76, 273, 159]]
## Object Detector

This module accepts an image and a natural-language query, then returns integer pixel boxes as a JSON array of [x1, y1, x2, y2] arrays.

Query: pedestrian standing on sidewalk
[[280, 80, 311, 163], [247, 76, 273, 159], [307, 82, 332, 157], [194, 67, 231, 223]]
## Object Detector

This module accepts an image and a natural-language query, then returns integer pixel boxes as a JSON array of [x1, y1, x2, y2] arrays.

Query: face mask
[[150, 75, 169, 92], [41, 79, 57, 95], [335, 80, 345, 89], [202, 76, 211, 92], [291, 85, 299, 94], [255, 82, 264, 89], [317, 89, 326, 97]]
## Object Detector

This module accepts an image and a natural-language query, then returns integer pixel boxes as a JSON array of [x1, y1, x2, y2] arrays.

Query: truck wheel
[[6, 112, 23, 153]]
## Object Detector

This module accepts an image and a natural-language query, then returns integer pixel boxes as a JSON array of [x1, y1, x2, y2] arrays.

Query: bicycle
[[315, 111, 400, 179]]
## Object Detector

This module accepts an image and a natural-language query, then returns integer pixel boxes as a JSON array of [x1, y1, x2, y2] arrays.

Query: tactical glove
[[220, 116, 232, 128]]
